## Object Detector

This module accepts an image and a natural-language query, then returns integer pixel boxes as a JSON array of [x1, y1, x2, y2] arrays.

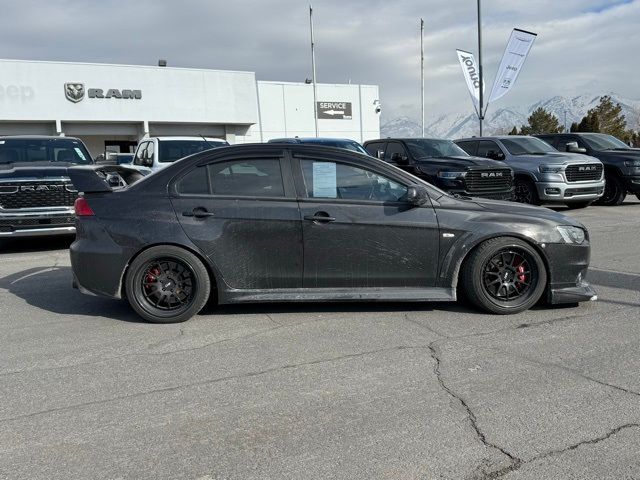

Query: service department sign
[[317, 101, 352, 120], [64, 83, 85, 103], [64, 83, 142, 103]]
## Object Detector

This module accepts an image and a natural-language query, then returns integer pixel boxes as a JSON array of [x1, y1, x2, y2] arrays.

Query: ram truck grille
[[0, 181, 77, 209], [565, 164, 603, 182], [464, 169, 513, 193]]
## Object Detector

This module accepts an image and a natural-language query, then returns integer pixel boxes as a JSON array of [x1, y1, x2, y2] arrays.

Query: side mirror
[[391, 152, 409, 164], [487, 150, 505, 160], [406, 186, 429, 206], [566, 142, 587, 154], [142, 153, 154, 167]]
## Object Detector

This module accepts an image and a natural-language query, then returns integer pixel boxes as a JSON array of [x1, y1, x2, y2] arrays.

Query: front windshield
[[501, 137, 557, 155], [0, 138, 93, 165], [580, 134, 629, 151], [159, 140, 226, 163], [405, 139, 470, 158]]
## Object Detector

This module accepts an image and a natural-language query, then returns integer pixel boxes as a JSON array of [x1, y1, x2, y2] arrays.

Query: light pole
[[309, 5, 319, 137], [477, 0, 484, 136], [421, 18, 425, 137]]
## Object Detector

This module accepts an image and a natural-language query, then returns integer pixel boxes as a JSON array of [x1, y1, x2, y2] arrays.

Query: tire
[[636, 194, 640, 201], [565, 201, 592, 209], [596, 174, 626, 206], [125, 245, 211, 323], [513, 178, 540, 205], [461, 237, 547, 315]]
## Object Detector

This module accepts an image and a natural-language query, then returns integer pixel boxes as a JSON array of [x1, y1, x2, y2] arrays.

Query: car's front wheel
[[125, 245, 211, 323], [461, 237, 547, 314]]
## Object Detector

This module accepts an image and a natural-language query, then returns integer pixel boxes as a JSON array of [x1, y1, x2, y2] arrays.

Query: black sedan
[[69, 144, 596, 323]]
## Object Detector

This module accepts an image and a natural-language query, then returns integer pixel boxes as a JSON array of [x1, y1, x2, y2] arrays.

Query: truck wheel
[[636, 194, 640, 201], [461, 237, 547, 315], [597, 174, 626, 206], [513, 178, 540, 205], [565, 201, 592, 209], [125, 245, 211, 323]]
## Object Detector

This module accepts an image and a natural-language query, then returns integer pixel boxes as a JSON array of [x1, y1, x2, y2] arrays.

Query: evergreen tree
[[570, 122, 580, 133], [574, 95, 628, 138], [508, 126, 519, 135], [519, 107, 564, 135]]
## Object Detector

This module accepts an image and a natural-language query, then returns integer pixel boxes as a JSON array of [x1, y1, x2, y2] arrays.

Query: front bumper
[[623, 176, 640, 194], [0, 208, 76, 237], [535, 180, 605, 202], [543, 242, 597, 304]]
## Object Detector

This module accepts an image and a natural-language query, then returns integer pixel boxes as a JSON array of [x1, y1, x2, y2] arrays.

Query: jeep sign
[[317, 101, 352, 120]]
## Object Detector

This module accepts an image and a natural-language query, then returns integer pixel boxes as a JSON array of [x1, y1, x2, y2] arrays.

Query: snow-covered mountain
[[381, 93, 640, 140]]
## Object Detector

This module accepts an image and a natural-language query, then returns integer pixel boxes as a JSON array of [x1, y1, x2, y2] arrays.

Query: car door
[[171, 153, 302, 290], [292, 153, 440, 288]]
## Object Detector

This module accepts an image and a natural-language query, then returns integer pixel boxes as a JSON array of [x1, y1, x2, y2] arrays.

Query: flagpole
[[310, 5, 319, 137], [477, 0, 484, 136], [420, 18, 425, 137]]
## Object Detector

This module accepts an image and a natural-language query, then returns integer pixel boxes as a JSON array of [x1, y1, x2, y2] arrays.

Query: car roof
[[150, 136, 227, 142], [455, 136, 537, 141], [0, 135, 84, 141], [364, 138, 449, 143], [268, 137, 360, 143]]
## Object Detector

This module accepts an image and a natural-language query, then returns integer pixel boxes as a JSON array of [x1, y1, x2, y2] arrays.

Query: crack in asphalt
[[0, 344, 426, 424], [426, 341, 522, 478]]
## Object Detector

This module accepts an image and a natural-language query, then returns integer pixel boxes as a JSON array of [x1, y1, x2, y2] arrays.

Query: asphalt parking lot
[[1, 199, 639, 480]]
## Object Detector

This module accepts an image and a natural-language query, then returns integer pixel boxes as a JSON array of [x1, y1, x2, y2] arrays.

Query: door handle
[[304, 212, 335, 223], [183, 207, 215, 219]]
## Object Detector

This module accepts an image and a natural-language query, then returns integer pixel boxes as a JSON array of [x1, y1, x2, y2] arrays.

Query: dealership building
[[0, 58, 380, 157]]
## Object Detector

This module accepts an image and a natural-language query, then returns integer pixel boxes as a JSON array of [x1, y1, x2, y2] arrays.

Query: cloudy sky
[[0, 0, 637, 121]]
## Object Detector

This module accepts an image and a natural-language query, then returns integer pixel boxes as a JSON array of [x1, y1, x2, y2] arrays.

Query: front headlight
[[437, 170, 467, 179], [624, 160, 640, 167], [556, 225, 586, 244], [539, 165, 563, 173]]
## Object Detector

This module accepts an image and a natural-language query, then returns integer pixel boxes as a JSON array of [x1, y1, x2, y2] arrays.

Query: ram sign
[[317, 101, 352, 120]]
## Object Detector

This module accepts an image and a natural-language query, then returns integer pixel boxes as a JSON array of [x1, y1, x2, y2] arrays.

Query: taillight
[[74, 197, 95, 217]]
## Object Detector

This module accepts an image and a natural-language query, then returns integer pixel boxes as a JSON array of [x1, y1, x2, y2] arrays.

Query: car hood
[[0, 162, 81, 178], [415, 155, 506, 168], [511, 152, 601, 165], [595, 149, 640, 160]]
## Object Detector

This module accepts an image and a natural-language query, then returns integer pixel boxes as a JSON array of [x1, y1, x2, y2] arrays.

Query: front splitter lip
[[549, 281, 597, 305]]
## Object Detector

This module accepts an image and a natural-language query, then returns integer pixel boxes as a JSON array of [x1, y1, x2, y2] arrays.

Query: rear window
[[0, 138, 92, 165], [158, 140, 227, 163]]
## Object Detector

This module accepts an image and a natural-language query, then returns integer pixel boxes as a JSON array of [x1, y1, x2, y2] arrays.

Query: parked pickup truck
[[535, 133, 640, 206], [363, 138, 514, 200], [131, 136, 228, 175], [0, 136, 94, 239], [455, 136, 604, 209]]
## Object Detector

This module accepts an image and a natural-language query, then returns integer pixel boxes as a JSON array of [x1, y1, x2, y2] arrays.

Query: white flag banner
[[488, 28, 537, 104], [456, 49, 482, 113]]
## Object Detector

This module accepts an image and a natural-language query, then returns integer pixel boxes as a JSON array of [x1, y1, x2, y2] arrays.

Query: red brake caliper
[[516, 262, 526, 283], [145, 268, 161, 290]]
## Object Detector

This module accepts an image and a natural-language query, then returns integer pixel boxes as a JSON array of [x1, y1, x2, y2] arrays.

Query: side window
[[537, 136, 557, 148], [209, 158, 285, 197], [177, 166, 210, 195], [134, 142, 148, 166], [477, 140, 502, 158], [557, 136, 586, 151], [456, 141, 477, 155], [384, 142, 408, 164], [300, 159, 408, 202], [365, 142, 385, 159]]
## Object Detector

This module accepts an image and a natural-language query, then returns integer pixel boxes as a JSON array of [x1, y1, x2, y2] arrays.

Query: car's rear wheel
[[597, 174, 626, 206], [565, 201, 592, 209], [513, 178, 540, 205], [461, 237, 547, 314], [125, 245, 210, 323]]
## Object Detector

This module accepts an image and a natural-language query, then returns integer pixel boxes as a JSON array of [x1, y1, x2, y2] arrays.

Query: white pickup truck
[[130, 136, 228, 174]]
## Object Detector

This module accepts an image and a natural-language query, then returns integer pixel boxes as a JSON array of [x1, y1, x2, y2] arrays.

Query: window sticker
[[74, 148, 87, 161], [312, 162, 337, 198]]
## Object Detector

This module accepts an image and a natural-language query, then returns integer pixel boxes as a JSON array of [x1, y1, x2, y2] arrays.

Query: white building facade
[[0, 58, 380, 157]]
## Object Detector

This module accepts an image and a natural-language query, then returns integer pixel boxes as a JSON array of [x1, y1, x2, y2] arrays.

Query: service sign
[[317, 101, 352, 120]]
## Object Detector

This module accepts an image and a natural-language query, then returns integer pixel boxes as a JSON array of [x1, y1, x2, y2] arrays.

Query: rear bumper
[[0, 208, 76, 237], [543, 242, 597, 304], [535, 180, 605, 202]]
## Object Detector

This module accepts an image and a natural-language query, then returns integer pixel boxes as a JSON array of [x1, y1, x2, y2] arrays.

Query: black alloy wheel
[[513, 178, 540, 205], [597, 174, 626, 206], [126, 245, 211, 323], [461, 237, 547, 314]]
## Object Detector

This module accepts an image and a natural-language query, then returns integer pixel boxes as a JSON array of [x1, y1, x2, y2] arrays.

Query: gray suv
[[455, 136, 604, 208]]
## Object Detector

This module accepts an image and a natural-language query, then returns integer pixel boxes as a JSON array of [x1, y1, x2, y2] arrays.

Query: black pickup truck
[[0, 136, 94, 240], [536, 133, 640, 206], [363, 138, 514, 200]]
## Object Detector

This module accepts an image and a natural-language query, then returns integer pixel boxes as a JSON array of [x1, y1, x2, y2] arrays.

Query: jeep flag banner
[[456, 50, 482, 113], [488, 28, 537, 104]]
